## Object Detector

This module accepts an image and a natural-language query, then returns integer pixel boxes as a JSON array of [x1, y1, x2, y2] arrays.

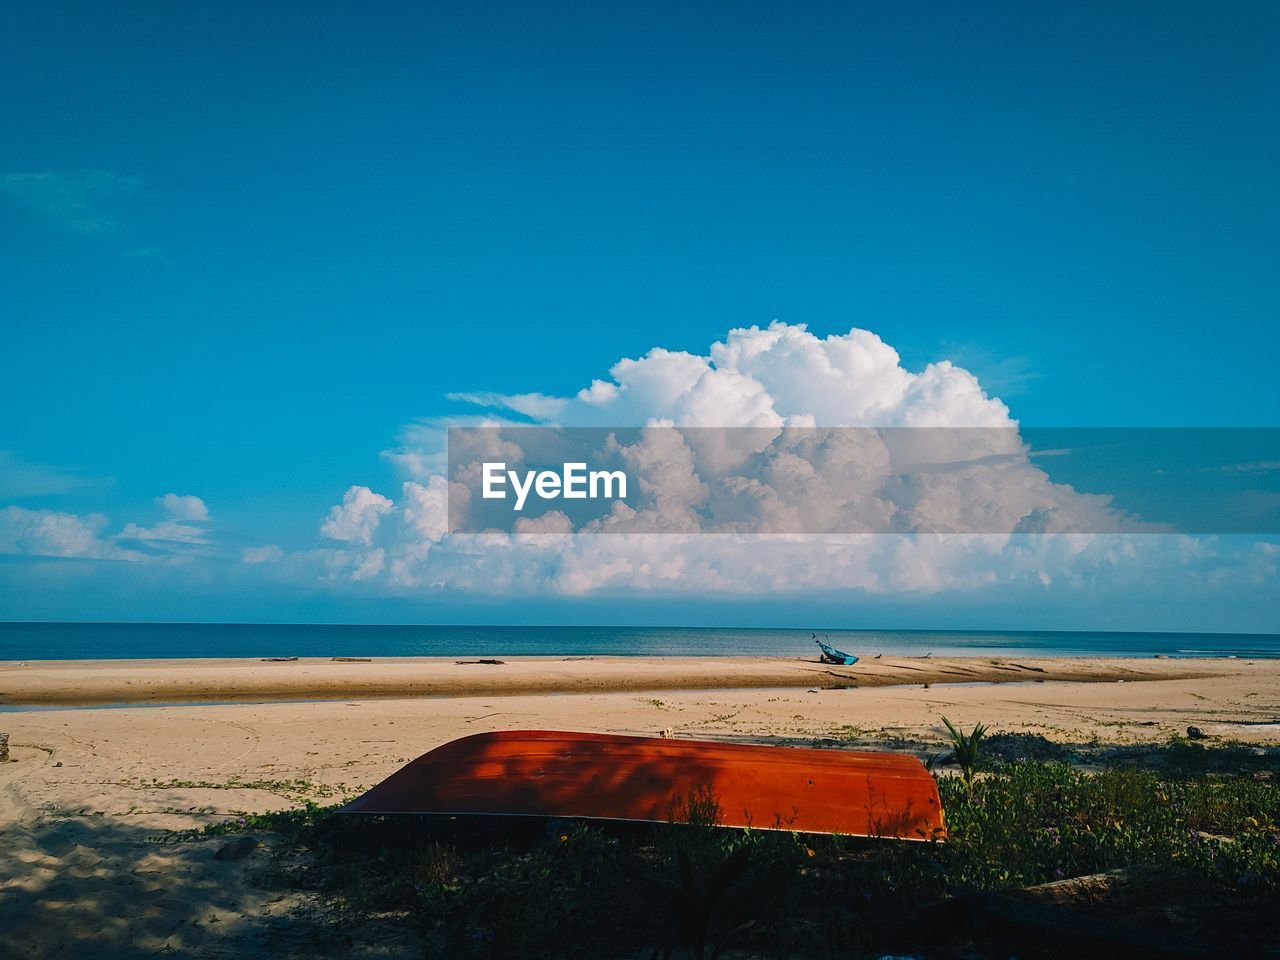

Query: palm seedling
[[942, 716, 987, 794]]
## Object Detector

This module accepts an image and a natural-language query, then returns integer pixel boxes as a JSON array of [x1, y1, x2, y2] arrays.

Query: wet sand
[[0, 653, 1245, 706]]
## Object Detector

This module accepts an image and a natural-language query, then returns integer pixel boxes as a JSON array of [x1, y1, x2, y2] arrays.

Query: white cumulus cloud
[[445, 323, 1011, 431], [0, 506, 141, 561], [321, 486, 394, 546], [287, 321, 1266, 603], [157, 493, 209, 521]]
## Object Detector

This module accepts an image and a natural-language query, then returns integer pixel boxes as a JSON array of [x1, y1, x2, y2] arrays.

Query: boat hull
[[817, 640, 859, 665], [342, 730, 945, 841]]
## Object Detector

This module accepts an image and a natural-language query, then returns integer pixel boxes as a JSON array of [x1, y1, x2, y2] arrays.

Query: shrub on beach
[[931, 760, 1280, 892]]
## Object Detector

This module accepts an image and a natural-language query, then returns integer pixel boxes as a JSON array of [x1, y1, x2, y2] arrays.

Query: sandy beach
[[2, 655, 1278, 958], [0, 652, 1246, 705]]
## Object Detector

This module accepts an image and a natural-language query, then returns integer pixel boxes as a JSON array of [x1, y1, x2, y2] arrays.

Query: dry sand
[[2, 655, 1278, 958]]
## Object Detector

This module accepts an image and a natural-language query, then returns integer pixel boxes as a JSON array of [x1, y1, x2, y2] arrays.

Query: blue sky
[[1, 2, 1277, 627]]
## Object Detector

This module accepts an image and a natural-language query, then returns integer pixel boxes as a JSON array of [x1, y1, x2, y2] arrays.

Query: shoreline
[[0, 654, 1259, 706]]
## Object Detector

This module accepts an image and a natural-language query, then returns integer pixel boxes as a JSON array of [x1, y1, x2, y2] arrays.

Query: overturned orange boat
[[343, 730, 945, 841]]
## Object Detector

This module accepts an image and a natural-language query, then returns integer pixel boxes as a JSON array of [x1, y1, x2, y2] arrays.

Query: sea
[[1, 622, 1278, 661]]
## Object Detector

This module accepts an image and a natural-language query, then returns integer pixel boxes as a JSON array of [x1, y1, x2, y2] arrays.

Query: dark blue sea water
[[1, 622, 1278, 661]]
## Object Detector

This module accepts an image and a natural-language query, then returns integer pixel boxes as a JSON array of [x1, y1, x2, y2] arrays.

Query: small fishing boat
[[817, 639, 859, 665], [342, 730, 944, 840]]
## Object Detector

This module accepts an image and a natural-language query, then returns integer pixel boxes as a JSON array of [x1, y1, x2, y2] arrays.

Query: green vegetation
[[942, 716, 987, 793], [159, 740, 1280, 958], [926, 761, 1278, 892], [127, 775, 356, 802]]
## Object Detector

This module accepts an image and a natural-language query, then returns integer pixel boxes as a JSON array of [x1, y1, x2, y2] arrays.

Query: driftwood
[[332, 657, 372, 662], [0, 732, 8, 762], [454, 659, 506, 666], [1014, 868, 1131, 907], [261, 656, 299, 662]]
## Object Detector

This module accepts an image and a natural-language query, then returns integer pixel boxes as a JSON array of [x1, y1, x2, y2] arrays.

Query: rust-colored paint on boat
[[342, 730, 946, 840]]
